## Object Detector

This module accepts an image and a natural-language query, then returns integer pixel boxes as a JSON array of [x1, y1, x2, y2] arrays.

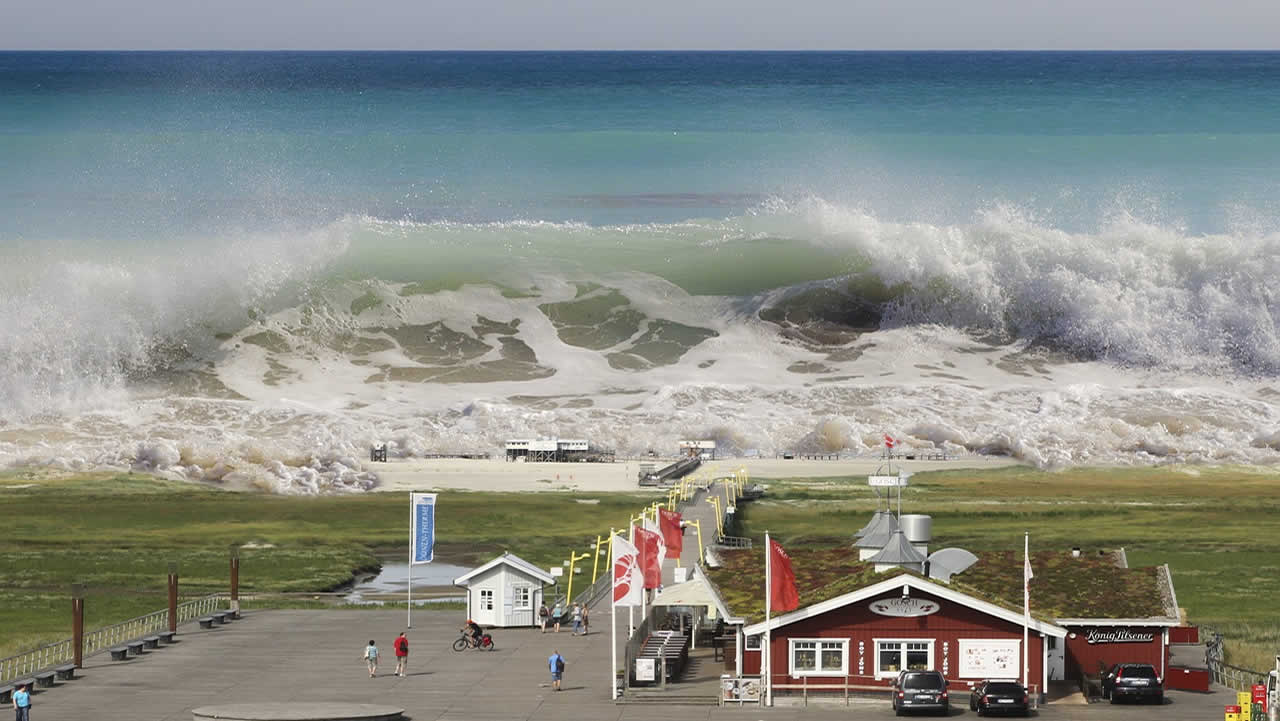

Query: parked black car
[[969, 680, 1031, 716], [1101, 663, 1164, 704], [893, 670, 950, 716]]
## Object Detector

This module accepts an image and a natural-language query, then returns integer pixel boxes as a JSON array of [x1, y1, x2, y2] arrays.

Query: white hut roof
[[453, 552, 556, 586]]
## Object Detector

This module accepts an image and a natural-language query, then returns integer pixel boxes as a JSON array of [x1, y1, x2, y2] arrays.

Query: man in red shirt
[[393, 632, 409, 677]]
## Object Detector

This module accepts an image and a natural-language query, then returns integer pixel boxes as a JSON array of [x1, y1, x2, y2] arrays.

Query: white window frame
[[873, 638, 935, 680], [745, 634, 761, 651], [512, 585, 532, 611], [479, 589, 494, 611], [788, 638, 849, 678]]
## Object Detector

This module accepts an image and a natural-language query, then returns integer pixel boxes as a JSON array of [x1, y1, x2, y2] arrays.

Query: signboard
[[868, 474, 909, 487], [721, 675, 762, 704], [959, 639, 1021, 679], [635, 658, 656, 682], [869, 597, 940, 617], [550, 567, 563, 577], [1084, 629, 1155, 644], [410, 493, 436, 564]]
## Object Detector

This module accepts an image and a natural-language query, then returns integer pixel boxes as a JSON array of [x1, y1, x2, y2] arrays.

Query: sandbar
[[369, 455, 1024, 493]]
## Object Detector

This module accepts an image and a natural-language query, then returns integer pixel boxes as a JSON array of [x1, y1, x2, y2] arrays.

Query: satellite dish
[[927, 548, 979, 583]]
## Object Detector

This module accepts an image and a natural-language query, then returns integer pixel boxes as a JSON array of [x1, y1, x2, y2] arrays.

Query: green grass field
[[727, 465, 1280, 672], [3, 464, 1278, 673], [0, 472, 645, 657]]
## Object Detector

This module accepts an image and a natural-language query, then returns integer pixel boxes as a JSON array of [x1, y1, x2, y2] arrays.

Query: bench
[[35, 671, 56, 688], [212, 612, 229, 624], [143, 635, 160, 649], [159, 631, 177, 643], [109, 646, 129, 660], [55, 664, 76, 681], [126, 641, 145, 655], [198, 617, 215, 629]]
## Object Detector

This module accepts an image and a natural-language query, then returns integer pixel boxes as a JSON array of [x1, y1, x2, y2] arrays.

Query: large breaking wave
[[2, 198, 1279, 491]]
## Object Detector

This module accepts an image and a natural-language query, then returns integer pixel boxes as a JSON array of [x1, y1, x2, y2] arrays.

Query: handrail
[[0, 594, 226, 684]]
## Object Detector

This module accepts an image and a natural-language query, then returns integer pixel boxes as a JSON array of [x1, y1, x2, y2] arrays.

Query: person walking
[[538, 602, 550, 633], [363, 639, 379, 677], [580, 605, 589, 636], [12, 682, 31, 721], [548, 649, 566, 692], [570, 603, 582, 636], [393, 632, 408, 677], [551, 603, 562, 633]]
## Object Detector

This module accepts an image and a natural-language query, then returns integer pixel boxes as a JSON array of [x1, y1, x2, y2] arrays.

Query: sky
[[3, 0, 1279, 50]]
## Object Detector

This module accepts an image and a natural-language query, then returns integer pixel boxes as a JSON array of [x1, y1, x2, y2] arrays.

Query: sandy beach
[[369, 455, 1025, 494]]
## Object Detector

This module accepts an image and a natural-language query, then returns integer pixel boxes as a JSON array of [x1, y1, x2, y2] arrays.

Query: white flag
[[611, 534, 643, 607], [643, 517, 667, 572], [1023, 552, 1033, 589]]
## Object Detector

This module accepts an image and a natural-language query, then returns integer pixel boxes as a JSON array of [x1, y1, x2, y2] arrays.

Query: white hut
[[453, 552, 555, 628]]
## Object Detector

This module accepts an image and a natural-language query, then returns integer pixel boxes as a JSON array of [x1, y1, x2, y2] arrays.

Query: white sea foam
[[1, 203, 1278, 490]]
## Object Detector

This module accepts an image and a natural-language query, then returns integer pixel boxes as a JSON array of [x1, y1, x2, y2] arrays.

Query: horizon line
[[3, 47, 1280, 53]]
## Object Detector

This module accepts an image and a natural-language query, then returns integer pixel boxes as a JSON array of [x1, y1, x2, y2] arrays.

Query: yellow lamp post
[[707, 495, 723, 538], [687, 519, 704, 565], [565, 550, 590, 604], [591, 535, 607, 584]]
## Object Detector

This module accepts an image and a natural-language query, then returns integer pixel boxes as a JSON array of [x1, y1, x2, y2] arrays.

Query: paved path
[[26, 608, 1238, 721]]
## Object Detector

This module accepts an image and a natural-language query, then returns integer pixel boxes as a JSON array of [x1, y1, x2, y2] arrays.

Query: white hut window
[[512, 585, 531, 610], [479, 589, 494, 611], [745, 634, 761, 651], [788, 638, 848, 677]]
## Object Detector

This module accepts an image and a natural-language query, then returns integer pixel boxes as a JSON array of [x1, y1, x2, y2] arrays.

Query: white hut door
[[476, 587, 497, 626]]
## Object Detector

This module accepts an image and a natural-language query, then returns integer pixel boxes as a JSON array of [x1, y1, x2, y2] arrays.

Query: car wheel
[[1109, 696, 1118, 705], [1152, 694, 1163, 705]]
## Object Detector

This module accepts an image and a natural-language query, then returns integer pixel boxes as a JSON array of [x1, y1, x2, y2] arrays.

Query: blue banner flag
[[411, 493, 436, 564]]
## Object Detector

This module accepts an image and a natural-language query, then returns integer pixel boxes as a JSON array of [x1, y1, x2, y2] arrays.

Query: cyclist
[[463, 619, 483, 647]]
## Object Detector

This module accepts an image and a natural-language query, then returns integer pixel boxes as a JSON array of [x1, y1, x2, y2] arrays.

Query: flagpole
[[407, 493, 413, 629], [610, 529, 619, 700], [765, 530, 773, 707], [629, 523, 635, 637], [1023, 531, 1030, 689]]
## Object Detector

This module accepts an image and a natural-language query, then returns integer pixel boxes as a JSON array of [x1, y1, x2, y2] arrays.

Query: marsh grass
[[0, 473, 645, 656]]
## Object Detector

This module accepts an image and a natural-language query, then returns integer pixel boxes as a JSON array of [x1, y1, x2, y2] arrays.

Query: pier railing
[[0, 594, 225, 684], [1203, 628, 1269, 692]]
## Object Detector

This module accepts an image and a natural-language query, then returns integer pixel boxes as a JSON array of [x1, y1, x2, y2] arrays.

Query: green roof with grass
[[705, 546, 1172, 626]]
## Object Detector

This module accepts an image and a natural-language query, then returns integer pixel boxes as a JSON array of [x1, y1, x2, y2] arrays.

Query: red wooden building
[[706, 546, 1184, 703]]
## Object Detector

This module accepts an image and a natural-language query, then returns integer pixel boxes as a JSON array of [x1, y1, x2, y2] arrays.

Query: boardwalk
[[27, 607, 1237, 721]]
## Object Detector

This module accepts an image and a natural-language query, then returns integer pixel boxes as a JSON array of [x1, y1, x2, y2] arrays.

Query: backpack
[[555, 656, 565, 673]]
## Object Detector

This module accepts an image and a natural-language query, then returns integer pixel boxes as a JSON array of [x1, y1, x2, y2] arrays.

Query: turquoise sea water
[[2, 52, 1279, 487]]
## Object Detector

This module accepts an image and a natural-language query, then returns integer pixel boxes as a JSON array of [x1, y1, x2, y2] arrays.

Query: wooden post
[[229, 546, 240, 617], [72, 583, 85, 668], [167, 562, 179, 633]]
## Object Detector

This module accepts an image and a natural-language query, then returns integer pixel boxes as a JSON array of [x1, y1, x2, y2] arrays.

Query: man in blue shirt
[[548, 650, 565, 692], [12, 682, 31, 721]]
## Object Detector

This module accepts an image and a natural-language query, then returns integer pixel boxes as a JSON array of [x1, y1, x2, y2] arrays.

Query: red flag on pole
[[768, 538, 799, 612], [658, 508, 684, 555], [634, 526, 663, 589], [884, 434, 896, 449], [611, 534, 643, 607]]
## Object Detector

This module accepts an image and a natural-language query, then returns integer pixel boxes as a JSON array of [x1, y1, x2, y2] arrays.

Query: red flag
[[884, 434, 896, 449], [658, 508, 684, 556], [634, 526, 663, 589], [769, 538, 800, 612]]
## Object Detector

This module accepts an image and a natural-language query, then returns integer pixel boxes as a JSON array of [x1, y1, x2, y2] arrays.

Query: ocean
[[2, 51, 1279, 491]]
